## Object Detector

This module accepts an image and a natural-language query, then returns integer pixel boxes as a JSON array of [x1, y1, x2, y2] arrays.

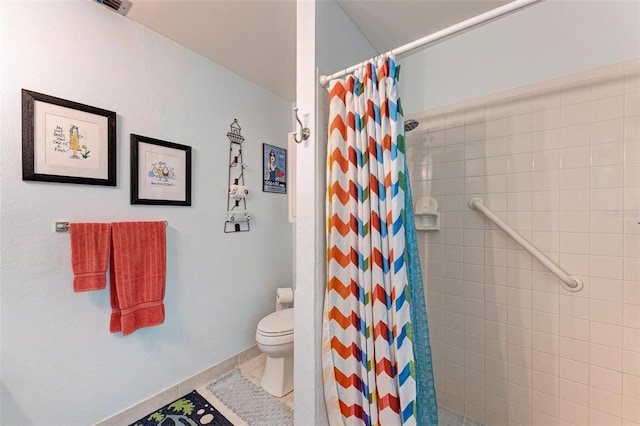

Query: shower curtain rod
[[318, 0, 543, 87]]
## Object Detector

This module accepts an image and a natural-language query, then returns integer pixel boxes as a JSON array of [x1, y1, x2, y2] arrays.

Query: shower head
[[405, 119, 419, 132]]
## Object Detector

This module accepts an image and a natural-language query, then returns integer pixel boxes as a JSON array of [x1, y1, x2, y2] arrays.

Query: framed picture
[[263, 143, 287, 194], [130, 134, 192, 206], [22, 89, 116, 186]]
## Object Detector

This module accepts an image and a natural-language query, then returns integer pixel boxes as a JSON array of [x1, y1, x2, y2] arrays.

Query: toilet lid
[[257, 308, 293, 335]]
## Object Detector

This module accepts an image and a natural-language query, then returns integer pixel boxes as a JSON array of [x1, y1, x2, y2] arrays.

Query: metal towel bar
[[468, 197, 583, 292], [55, 221, 168, 232]]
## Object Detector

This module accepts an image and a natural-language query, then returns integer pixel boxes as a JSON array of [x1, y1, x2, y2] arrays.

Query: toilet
[[255, 298, 294, 397]]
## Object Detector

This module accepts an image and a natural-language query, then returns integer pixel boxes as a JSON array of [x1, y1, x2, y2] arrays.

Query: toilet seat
[[257, 308, 293, 335]]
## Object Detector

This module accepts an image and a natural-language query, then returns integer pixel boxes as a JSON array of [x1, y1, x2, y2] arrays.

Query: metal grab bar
[[468, 197, 583, 292]]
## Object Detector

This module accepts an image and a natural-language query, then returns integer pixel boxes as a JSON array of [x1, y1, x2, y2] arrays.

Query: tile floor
[[237, 353, 294, 409], [229, 354, 484, 426]]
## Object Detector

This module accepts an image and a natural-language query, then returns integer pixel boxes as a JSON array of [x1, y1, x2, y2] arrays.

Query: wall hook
[[293, 108, 310, 143]]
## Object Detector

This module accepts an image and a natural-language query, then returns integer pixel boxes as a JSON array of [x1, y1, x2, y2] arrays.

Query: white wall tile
[[592, 96, 624, 122], [625, 116, 640, 140], [589, 409, 623, 426], [559, 336, 589, 363], [624, 327, 640, 352], [591, 321, 624, 348], [625, 139, 640, 164], [592, 119, 624, 145], [592, 164, 625, 188], [592, 77, 625, 100], [486, 136, 509, 157], [591, 299, 623, 325], [622, 396, 640, 423], [558, 399, 589, 425], [624, 304, 640, 329], [562, 102, 591, 127], [591, 364, 623, 394], [533, 350, 560, 376], [591, 233, 624, 257], [559, 211, 590, 232], [484, 175, 508, 194], [508, 400, 532, 426], [533, 409, 560, 426], [560, 167, 591, 190], [559, 357, 589, 385], [532, 190, 560, 211], [413, 62, 639, 424], [533, 330, 560, 356], [534, 108, 561, 131], [561, 124, 590, 148], [465, 122, 487, 143], [591, 342, 623, 372], [533, 169, 560, 191], [466, 140, 486, 160], [623, 349, 640, 376], [562, 84, 591, 106], [559, 189, 590, 211], [590, 387, 622, 417], [559, 378, 589, 406], [560, 232, 590, 255], [534, 128, 561, 151], [510, 133, 534, 154], [593, 141, 625, 167], [590, 255, 624, 280], [591, 210, 625, 234], [561, 146, 591, 169]]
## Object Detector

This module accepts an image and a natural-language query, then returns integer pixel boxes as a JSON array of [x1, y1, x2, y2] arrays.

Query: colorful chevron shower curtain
[[322, 57, 438, 426]]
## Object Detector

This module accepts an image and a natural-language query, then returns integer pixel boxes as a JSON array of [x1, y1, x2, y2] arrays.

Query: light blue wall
[[0, 2, 293, 425], [400, 0, 640, 115], [316, 0, 379, 75]]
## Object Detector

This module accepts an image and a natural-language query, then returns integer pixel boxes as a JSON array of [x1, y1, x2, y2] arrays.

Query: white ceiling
[[126, 0, 511, 102]]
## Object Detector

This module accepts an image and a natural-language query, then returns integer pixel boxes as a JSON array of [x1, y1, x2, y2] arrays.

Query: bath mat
[[207, 368, 293, 426], [129, 390, 233, 426]]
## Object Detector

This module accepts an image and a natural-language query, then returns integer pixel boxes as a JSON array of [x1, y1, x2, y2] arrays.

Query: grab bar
[[468, 197, 583, 292]]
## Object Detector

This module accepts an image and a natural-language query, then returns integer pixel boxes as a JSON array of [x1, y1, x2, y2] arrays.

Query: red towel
[[70, 223, 111, 292], [109, 222, 166, 336]]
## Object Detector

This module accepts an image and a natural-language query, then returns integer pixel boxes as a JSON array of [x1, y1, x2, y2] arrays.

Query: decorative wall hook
[[293, 108, 310, 143]]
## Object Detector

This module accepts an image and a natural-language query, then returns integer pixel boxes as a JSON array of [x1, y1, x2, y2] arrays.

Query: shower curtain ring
[[293, 108, 310, 143]]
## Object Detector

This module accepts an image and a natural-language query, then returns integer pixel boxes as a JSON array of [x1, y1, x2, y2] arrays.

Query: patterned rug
[[208, 369, 293, 426], [129, 390, 233, 426]]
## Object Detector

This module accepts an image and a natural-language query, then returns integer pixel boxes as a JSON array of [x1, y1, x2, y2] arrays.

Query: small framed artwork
[[263, 143, 287, 194], [130, 134, 192, 206], [22, 89, 116, 186]]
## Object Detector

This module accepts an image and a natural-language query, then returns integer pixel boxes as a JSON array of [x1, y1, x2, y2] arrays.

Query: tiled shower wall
[[407, 59, 640, 425]]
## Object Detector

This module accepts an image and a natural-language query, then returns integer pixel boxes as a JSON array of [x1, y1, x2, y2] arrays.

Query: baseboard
[[95, 344, 262, 426]]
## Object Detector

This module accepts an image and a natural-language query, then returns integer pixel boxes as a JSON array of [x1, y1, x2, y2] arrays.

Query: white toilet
[[255, 291, 294, 397]]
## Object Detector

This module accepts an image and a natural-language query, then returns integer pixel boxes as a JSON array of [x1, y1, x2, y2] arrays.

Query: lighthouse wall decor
[[224, 119, 251, 233]]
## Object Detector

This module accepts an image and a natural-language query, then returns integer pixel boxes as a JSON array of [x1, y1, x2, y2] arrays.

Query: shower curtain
[[322, 57, 438, 425]]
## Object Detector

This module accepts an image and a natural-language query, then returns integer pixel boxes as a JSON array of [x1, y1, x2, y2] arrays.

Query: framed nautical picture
[[21, 89, 116, 186], [130, 134, 192, 206], [263, 143, 287, 194]]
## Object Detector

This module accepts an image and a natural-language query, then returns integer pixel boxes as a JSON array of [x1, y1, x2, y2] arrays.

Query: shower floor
[[438, 406, 486, 426]]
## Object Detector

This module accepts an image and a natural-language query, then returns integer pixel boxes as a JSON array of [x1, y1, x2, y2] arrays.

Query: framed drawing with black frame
[[263, 143, 287, 194], [21, 89, 117, 186], [130, 134, 192, 206]]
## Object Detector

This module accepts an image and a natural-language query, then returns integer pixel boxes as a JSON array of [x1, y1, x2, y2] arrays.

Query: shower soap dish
[[414, 197, 440, 231]]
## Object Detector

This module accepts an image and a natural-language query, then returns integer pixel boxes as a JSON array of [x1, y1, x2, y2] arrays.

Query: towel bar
[[468, 197, 583, 292], [55, 221, 168, 232]]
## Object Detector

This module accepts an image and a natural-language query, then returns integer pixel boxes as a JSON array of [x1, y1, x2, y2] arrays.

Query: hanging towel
[[109, 221, 166, 336], [70, 223, 111, 292]]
